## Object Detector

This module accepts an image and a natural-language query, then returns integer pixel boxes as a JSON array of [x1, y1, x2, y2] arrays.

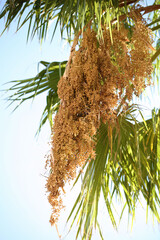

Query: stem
[[112, 4, 160, 24], [151, 48, 160, 62], [119, 0, 139, 8], [63, 32, 81, 79]]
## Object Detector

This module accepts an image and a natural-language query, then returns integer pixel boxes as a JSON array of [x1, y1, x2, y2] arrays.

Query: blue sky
[[0, 2, 160, 240]]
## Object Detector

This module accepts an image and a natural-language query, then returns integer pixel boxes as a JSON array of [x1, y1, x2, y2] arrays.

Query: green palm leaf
[[4, 60, 67, 132], [67, 105, 160, 239], [0, 0, 138, 41]]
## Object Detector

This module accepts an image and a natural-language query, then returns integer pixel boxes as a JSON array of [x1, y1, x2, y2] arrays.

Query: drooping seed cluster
[[46, 18, 153, 225]]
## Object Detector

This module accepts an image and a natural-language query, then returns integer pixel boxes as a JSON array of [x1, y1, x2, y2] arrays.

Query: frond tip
[[5, 60, 67, 134]]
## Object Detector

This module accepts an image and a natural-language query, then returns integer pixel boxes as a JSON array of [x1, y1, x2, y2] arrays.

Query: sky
[[0, 1, 160, 240]]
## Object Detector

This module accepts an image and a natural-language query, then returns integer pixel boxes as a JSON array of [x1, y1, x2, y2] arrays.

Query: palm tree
[[1, 0, 160, 239]]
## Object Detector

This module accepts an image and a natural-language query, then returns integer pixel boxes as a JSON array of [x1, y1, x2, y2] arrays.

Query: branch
[[151, 48, 160, 62], [119, 0, 139, 8], [62, 21, 92, 79], [140, 4, 160, 14], [63, 30, 82, 79], [112, 4, 160, 24]]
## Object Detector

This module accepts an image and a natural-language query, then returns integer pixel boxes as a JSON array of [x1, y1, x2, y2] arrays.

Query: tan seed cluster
[[46, 18, 153, 225]]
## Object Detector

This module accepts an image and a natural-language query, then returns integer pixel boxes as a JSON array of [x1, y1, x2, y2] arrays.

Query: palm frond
[[0, 0, 139, 41], [67, 104, 160, 239], [4, 60, 67, 132], [36, 90, 60, 136]]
